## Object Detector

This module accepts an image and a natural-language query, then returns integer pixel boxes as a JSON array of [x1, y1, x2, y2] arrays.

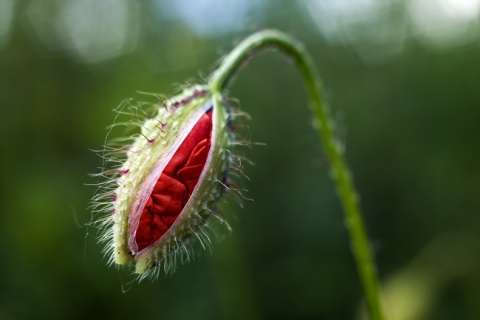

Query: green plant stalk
[[209, 29, 386, 320]]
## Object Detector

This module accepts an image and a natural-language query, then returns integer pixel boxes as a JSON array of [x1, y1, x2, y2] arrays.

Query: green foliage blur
[[1, 0, 479, 319]]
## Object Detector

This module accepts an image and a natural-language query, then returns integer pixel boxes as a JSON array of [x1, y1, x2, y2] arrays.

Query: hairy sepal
[[133, 94, 231, 275]]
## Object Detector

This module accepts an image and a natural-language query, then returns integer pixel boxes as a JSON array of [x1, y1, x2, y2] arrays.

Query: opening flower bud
[[95, 86, 237, 277]]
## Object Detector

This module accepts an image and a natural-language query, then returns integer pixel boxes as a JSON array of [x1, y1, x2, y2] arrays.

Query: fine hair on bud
[[91, 85, 252, 280]]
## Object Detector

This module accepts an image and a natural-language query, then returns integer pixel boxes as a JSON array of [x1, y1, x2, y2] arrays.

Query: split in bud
[[134, 109, 212, 253]]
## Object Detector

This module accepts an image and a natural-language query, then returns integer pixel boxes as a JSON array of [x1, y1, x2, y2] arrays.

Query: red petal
[[135, 110, 213, 251]]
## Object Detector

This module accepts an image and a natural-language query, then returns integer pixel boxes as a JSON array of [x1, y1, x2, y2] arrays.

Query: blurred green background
[[1, 0, 480, 319]]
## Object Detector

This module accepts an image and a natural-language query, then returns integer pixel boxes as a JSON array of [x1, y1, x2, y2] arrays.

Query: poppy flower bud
[[94, 85, 238, 277]]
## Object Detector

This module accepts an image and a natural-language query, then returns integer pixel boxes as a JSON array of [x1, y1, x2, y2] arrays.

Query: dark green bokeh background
[[1, 1, 480, 319]]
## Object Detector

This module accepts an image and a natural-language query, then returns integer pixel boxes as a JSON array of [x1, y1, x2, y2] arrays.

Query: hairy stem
[[209, 29, 386, 320]]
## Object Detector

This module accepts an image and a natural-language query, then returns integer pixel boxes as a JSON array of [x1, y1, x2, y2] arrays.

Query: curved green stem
[[209, 29, 386, 320]]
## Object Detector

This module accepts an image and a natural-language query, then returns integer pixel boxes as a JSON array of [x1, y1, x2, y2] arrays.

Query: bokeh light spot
[[0, 0, 15, 50], [57, 0, 140, 63], [409, 0, 480, 48], [157, 0, 255, 37], [24, 0, 139, 63]]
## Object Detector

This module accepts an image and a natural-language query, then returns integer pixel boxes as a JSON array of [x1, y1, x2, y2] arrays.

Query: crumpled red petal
[[135, 110, 213, 251]]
